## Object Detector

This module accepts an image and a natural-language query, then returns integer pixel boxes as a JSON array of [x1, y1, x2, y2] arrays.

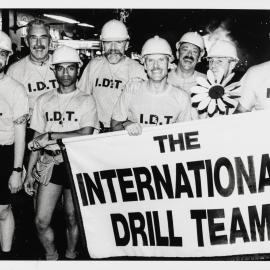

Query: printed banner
[[63, 110, 270, 258]]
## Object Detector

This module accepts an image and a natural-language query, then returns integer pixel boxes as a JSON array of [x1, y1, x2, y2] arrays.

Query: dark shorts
[[50, 161, 70, 189], [0, 144, 14, 205]]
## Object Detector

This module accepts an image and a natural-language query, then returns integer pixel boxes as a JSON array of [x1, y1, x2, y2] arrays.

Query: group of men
[[0, 17, 269, 260]]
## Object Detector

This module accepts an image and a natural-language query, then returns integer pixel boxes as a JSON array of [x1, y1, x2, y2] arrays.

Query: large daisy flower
[[191, 70, 241, 116]]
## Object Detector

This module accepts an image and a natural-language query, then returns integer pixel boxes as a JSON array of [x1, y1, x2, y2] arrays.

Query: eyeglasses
[[208, 58, 231, 66], [0, 50, 9, 58], [29, 35, 50, 42]]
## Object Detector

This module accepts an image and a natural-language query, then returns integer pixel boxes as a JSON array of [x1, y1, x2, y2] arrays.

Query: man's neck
[[176, 65, 195, 78], [29, 54, 49, 66], [147, 78, 168, 94], [57, 85, 77, 94]]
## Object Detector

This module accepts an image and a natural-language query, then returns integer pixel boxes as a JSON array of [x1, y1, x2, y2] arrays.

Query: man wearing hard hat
[[78, 19, 146, 132], [7, 19, 57, 118], [191, 39, 240, 119], [236, 51, 270, 113], [168, 32, 206, 93], [207, 39, 239, 82], [111, 36, 192, 135], [24, 46, 98, 260], [0, 31, 29, 259]]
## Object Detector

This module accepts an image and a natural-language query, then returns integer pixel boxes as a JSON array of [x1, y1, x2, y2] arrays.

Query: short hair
[[26, 19, 50, 37]]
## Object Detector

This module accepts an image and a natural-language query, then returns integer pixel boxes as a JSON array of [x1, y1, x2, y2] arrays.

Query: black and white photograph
[[1, 0, 270, 269]]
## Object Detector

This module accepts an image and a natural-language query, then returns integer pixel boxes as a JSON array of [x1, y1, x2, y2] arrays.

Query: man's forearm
[[14, 123, 26, 168], [48, 126, 94, 142]]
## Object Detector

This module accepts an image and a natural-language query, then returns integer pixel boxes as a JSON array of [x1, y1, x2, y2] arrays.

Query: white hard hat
[[141, 35, 174, 61], [52, 46, 82, 66], [100, 19, 130, 41], [176, 32, 205, 52], [0, 31, 13, 56], [207, 40, 239, 61]]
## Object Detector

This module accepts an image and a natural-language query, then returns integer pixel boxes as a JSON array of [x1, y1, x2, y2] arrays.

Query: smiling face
[[27, 24, 50, 63], [102, 40, 128, 64], [177, 42, 201, 72], [144, 54, 169, 82]]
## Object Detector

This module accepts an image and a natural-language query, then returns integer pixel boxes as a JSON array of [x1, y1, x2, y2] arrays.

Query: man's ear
[[197, 49, 205, 63], [176, 50, 179, 60], [24, 36, 30, 47], [229, 61, 237, 73], [125, 41, 129, 51], [77, 67, 81, 77]]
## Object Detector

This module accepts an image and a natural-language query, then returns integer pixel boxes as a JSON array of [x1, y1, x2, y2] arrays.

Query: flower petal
[[208, 99, 217, 115], [221, 72, 235, 87], [224, 81, 241, 92], [197, 96, 211, 111], [196, 76, 211, 88], [216, 71, 224, 85], [223, 95, 238, 108], [191, 93, 209, 103], [207, 69, 216, 85], [190, 85, 209, 94], [217, 98, 226, 112]]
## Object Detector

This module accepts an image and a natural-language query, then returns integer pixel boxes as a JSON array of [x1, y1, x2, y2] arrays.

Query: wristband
[[13, 167, 23, 173]]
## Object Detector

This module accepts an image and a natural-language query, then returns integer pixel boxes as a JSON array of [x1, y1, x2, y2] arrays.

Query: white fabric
[[112, 81, 192, 125], [30, 89, 98, 134], [168, 69, 206, 94], [168, 69, 206, 120], [7, 55, 58, 112], [78, 56, 147, 127], [239, 60, 270, 111], [0, 75, 29, 145]]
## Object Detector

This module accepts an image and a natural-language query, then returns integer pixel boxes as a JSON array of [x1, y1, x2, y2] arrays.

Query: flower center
[[208, 85, 225, 99]]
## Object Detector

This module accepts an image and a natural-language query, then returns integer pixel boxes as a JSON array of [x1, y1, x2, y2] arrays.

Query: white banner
[[63, 110, 270, 258]]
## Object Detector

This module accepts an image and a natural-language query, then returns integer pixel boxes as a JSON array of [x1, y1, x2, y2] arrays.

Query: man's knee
[[0, 205, 11, 221], [35, 215, 50, 232], [66, 211, 77, 228]]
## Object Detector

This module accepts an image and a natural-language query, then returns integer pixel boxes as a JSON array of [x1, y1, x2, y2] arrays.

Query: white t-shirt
[[239, 60, 270, 110], [78, 56, 147, 127], [167, 69, 205, 120], [7, 55, 58, 112], [0, 75, 29, 145], [112, 81, 192, 126], [168, 69, 206, 93], [31, 89, 98, 135]]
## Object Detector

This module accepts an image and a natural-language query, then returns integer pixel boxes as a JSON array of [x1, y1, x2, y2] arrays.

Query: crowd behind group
[[0, 17, 268, 260]]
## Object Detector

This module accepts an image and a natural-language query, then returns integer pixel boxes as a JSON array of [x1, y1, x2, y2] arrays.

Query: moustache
[[183, 56, 195, 62], [151, 68, 162, 72], [33, 45, 46, 50], [105, 49, 123, 56]]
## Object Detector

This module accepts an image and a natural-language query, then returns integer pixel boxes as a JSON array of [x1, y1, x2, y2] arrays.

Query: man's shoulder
[[76, 89, 92, 99], [125, 57, 144, 68], [246, 61, 270, 76], [170, 84, 189, 98], [36, 88, 55, 103], [2, 75, 26, 94], [8, 56, 28, 71], [88, 56, 106, 65]]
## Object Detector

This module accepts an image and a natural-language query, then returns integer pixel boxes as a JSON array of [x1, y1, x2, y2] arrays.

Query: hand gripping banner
[[61, 110, 270, 259]]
